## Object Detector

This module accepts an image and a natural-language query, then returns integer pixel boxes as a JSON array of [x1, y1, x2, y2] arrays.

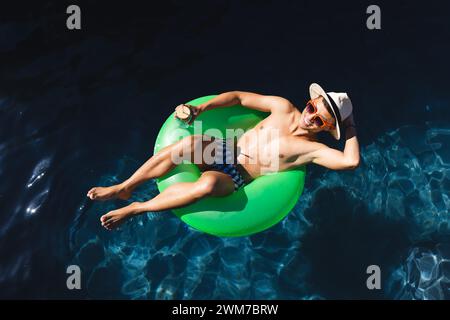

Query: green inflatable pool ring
[[153, 95, 306, 237]]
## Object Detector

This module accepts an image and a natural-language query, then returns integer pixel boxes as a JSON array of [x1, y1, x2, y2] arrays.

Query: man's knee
[[182, 134, 205, 154], [181, 134, 203, 146], [194, 175, 219, 198], [168, 135, 199, 164]]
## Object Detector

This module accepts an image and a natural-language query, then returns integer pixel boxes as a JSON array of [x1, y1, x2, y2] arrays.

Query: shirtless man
[[87, 83, 360, 230]]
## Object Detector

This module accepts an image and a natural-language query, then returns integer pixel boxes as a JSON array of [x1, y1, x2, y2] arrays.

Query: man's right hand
[[174, 104, 201, 124]]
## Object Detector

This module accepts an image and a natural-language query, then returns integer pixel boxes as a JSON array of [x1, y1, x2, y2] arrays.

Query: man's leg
[[100, 171, 235, 230], [87, 135, 211, 201]]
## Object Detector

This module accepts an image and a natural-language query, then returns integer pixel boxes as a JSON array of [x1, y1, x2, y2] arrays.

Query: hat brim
[[309, 83, 341, 140]]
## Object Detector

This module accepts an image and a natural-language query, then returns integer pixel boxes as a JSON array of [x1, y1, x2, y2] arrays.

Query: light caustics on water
[[68, 123, 450, 299], [388, 244, 450, 300], [25, 158, 52, 217]]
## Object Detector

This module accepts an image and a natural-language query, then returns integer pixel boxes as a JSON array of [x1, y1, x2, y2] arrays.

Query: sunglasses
[[305, 100, 335, 129]]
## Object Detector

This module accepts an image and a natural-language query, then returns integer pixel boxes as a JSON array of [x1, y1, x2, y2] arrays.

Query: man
[[87, 83, 360, 230]]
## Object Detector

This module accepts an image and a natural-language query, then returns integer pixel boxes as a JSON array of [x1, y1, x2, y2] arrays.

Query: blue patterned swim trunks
[[209, 138, 246, 190]]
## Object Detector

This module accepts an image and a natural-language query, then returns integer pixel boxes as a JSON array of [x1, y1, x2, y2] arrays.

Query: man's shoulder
[[265, 96, 296, 114]]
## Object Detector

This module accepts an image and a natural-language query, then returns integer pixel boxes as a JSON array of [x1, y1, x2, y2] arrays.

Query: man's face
[[300, 97, 336, 132]]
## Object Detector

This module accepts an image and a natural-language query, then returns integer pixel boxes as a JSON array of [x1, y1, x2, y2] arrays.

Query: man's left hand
[[342, 113, 355, 128]]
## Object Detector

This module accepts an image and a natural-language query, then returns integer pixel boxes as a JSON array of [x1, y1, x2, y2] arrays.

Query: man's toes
[[101, 217, 110, 226], [87, 188, 97, 199], [106, 221, 114, 229], [100, 214, 109, 223], [104, 219, 115, 230]]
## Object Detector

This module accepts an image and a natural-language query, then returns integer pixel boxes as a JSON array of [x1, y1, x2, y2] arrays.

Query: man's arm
[[308, 117, 360, 170], [197, 91, 293, 114]]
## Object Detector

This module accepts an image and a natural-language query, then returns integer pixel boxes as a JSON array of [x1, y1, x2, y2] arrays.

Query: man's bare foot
[[100, 203, 138, 230], [87, 184, 132, 201]]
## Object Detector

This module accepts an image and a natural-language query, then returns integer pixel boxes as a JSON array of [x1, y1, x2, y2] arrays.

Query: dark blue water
[[1, 0, 449, 299]]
